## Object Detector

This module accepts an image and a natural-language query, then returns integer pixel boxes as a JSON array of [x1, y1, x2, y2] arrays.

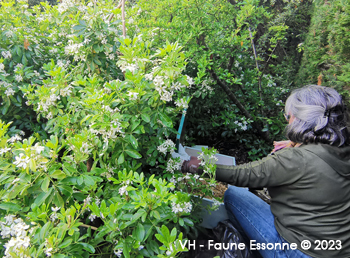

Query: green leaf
[[58, 184, 73, 197], [83, 175, 95, 186], [34, 188, 53, 206], [53, 192, 64, 207], [118, 153, 124, 165], [125, 134, 138, 148], [0, 202, 21, 212], [141, 113, 150, 123], [183, 218, 194, 226], [58, 239, 73, 248], [40, 222, 52, 242], [79, 243, 95, 253], [158, 112, 172, 127], [125, 149, 142, 159], [41, 177, 50, 192], [179, 217, 184, 227], [73, 25, 86, 31], [50, 170, 66, 180], [134, 223, 145, 242]]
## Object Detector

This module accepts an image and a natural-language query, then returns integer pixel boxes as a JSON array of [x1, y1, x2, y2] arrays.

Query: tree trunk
[[210, 70, 271, 142]]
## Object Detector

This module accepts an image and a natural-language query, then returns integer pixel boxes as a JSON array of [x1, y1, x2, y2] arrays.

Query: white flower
[[160, 90, 173, 102], [157, 139, 175, 154], [114, 249, 123, 257], [0, 147, 11, 155], [127, 91, 139, 100], [153, 75, 164, 86], [166, 250, 172, 256], [88, 214, 97, 222], [33, 70, 40, 77], [119, 185, 128, 196], [175, 98, 189, 109], [49, 212, 58, 222], [13, 153, 30, 169], [84, 38, 91, 44], [1, 51, 12, 59], [14, 64, 23, 72], [14, 74, 23, 82], [57, 0, 75, 13], [0, 63, 5, 71], [51, 207, 60, 212], [171, 201, 192, 214], [186, 75, 194, 86], [4, 88, 15, 96], [4, 214, 16, 225], [144, 73, 153, 81], [108, 54, 115, 60], [80, 142, 91, 155], [33, 143, 45, 154], [45, 247, 53, 257]]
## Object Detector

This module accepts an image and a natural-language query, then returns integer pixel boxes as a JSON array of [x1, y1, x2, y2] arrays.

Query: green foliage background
[[297, 0, 350, 100]]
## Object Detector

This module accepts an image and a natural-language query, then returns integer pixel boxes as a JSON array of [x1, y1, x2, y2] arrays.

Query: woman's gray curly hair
[[285, 85, 349, 146]]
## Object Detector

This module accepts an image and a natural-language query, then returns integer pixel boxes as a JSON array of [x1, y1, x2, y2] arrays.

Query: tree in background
[[297, 0, 350, 100]]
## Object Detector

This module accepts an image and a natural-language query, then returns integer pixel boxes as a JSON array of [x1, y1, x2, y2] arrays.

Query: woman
[[182, 85, 350, 258]]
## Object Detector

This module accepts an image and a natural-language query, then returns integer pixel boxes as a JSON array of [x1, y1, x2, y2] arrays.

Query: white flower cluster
[[64, 40, 84, 57], [37, 94, 60, 112], [186, 75, 195, 86], [60, 85, 73, 97], [79, 142, 92, 155], [153, 75, 174, 102], [57, 59, 71, 69], [171, 201, 192, 214], [166, 158, 182, 174], [15, 74, 23, 82], [0, 147, 11, 155], [1, 51, 12, 59], [7, 134, 22, 143], [49, 207, 61, 222], [14, 63, 23, 72], [175, 98, 189, 110], [157, 139, 175, 154], [12, 143, 46, 170], [0, 63, 5, 72], [13, 153, 30, 169], [197, 152, 218, 170], [102, 105, 119, 113], [234, 120, 248, 132], [57, 0, 75, 13], [119, 180, 131, 196], [1, 215, 31, 258], [4, 87, 15, 96], [84, 195, 101, 221], [101, 166, 116, 180], [127, 91, 139, 100], [197, 79, 213, 95], [118, 61, 139, 74], [89, 119, 124, 144], [4, 31, 14, 38]]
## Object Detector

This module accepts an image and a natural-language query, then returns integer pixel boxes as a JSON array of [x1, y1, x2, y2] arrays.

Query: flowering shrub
[[0, 120, 194, 257], [0, 0, 207, 257], [0, 0, 124, 133]]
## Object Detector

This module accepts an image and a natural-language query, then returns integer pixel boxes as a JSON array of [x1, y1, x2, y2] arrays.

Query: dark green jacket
[[216, 143, 350, 258]]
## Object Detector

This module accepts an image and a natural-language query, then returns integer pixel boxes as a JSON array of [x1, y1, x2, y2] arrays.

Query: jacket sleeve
[[215, 147, 306, 188]]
